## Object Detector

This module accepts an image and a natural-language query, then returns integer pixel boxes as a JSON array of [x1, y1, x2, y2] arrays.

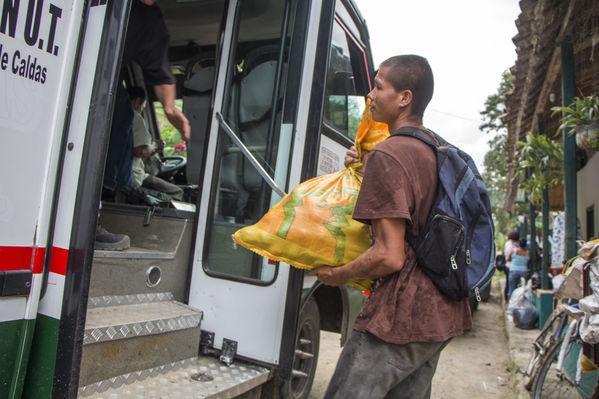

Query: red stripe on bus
[[0, 246, 34, 272], [0, 246, 68, 276], [49, 247, 68, 276], [32, 247, 47, 274]]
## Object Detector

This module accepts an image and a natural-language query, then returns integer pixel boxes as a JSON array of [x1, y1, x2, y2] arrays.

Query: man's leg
[[104, 82, 134, 193], [384, 340, 447, 399], [143, 175, 184, 200], [324, 331, 448, 399]]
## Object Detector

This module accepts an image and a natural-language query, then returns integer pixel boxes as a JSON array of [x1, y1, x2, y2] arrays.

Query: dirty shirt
[[352, 133, 472, 345]]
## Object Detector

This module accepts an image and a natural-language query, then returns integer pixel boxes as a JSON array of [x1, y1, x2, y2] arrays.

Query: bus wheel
[[282, 297, 320, 399]]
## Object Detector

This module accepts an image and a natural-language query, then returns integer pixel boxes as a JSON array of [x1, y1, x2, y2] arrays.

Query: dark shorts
[[324, 330, 450, 399]]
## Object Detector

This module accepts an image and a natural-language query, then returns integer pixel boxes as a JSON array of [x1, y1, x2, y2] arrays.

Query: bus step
[[79, 295, 202, 388], [79, 356, 270, 398]]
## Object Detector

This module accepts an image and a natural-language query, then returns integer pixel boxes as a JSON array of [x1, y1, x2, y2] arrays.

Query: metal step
[[79, 356, 270, 398], [92, 211, 193, 301], [79, 297, 203, 387]]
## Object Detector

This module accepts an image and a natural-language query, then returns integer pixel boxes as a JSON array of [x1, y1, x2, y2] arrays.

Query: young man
[[311, 55, 472, 398]]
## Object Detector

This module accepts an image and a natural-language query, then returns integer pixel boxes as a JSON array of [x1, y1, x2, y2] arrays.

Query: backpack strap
[[390, 126, 441, 148]]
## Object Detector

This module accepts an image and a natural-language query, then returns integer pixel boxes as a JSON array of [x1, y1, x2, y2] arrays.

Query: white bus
[[0, 0, 375, 397]]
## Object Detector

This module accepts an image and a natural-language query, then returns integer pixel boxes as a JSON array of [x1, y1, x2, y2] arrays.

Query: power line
[[429, 108, 481, 123]]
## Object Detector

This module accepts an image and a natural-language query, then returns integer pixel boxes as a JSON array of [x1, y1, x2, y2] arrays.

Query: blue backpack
[[391, 127, 495, 301]]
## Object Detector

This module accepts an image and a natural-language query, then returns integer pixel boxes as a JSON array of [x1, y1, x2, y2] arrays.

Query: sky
[[353, 0, 521, 171]]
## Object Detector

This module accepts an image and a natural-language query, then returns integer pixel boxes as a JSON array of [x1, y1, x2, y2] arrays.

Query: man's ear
[[398, 89, 413, 107]]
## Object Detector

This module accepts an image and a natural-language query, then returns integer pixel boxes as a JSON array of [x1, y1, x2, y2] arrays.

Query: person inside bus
[[102, 0, 190, 202], [129, 86, 184, 200], [97, 0, 190, 249], [311, 55, 472, 399]]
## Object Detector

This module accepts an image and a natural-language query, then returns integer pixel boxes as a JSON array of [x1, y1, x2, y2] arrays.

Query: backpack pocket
[[414, 214, 464, 277]]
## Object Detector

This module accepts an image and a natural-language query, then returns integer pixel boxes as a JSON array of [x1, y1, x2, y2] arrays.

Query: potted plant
[[551, 95, 599, 153], [516, 132, 564, 206]]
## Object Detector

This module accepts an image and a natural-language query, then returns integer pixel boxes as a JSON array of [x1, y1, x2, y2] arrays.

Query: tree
[[479, 70, 514, 248]]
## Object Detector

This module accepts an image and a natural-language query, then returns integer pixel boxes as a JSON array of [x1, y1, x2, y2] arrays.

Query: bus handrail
[[215, 112, 287, 198]]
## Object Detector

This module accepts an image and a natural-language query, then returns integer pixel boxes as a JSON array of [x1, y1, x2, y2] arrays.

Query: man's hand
[[310, 266, 349, 287], [344, 146, 360, 167]]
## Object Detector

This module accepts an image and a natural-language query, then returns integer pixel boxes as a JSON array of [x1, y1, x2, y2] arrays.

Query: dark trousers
[[324, 330, 449, 399], [103, 82, 134, 193]]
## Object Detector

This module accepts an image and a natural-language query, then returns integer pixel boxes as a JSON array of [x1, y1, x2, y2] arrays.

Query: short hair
[[127, 86, 146, 102], [379, 55, 434, 116]]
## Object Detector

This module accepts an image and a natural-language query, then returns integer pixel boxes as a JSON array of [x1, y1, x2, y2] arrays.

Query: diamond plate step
[[79, 356, 271, 398], [80, 300, 203, 387]]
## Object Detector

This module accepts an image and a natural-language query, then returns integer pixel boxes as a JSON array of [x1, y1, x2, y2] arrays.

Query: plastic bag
[[233, 103, 389, 291], [513, 305, 539, 329]]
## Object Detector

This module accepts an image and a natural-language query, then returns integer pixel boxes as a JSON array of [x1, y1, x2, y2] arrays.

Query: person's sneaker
[[95, 226, 130, 251]]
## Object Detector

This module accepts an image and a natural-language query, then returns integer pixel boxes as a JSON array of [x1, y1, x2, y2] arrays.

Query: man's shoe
[[95, 226, 130, 251]]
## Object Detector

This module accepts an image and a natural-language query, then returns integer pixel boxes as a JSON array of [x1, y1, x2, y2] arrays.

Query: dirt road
[[309, 280, 513, 398]]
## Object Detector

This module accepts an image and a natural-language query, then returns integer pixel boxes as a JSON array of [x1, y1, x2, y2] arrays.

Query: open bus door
[[188, 0, 310, 371]]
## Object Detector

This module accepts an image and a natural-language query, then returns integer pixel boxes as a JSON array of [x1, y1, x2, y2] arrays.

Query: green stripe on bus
[[0, 318, 36, 399], [22, 315, 60, 399]]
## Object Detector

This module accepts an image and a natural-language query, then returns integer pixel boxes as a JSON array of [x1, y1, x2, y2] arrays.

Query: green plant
[[551, 95, 599, 135], [516, 132, 564, 205]]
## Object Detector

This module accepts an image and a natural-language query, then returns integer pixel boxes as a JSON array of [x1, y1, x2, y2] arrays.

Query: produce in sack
[[233, 102, 388, 291]]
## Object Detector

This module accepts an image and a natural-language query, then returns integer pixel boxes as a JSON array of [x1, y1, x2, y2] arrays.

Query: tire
[[532, 336, 580, 399], [281, 297, 320, 399], [524, 310, 568, 391], [479, 281, 492, 302]]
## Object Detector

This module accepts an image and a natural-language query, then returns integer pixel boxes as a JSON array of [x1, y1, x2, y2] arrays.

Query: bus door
[[188, 0, 314, 369]]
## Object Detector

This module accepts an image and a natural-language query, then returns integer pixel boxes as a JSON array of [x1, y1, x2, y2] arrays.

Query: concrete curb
[[500, 279, 538, 399]]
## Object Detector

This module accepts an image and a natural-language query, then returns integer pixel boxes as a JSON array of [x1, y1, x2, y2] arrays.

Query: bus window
[[323, 19, 370, 141], [203, 0, 296, 284]]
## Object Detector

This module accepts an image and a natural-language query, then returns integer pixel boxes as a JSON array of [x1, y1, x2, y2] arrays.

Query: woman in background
[[507, 238, 530, 299]]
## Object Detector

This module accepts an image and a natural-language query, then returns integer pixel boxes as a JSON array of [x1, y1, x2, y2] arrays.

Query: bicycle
[[530, 239, 599, 398], [523, 303, 571, 390], [531, 306, 599, 398]]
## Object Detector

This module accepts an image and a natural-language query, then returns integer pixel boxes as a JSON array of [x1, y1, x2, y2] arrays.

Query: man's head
[[139, 0, 157, 5], [368, 55, 434, 126]]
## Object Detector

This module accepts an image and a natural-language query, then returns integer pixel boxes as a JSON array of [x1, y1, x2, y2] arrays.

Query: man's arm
[[153, 83, 191, 141], [310, 217, 407, 286]]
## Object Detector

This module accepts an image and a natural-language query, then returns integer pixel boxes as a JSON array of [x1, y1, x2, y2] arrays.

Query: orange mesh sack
[[232, 103, 388, 291]]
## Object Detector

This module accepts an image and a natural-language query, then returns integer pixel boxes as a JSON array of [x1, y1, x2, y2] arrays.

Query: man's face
[[367, 66, 408, 125], [139, 0, 157, 5]]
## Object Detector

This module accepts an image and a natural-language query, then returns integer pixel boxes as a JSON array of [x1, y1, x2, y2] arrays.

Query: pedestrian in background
[[504, 230, 519, 302]]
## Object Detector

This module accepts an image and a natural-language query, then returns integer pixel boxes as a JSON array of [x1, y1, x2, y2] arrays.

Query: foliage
[[516, 132, 563, 205], [550, 95, 599, 135], [479, 70, 514, 246], [479, 70, 513, 133], [153, 100, 187, 157]]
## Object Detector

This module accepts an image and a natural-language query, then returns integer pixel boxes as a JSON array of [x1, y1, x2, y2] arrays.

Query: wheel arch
[[303, 281, 351, 345]]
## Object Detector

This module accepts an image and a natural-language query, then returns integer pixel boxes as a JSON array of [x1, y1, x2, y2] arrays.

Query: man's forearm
[[339, 245, 403, 281], [153, 83, 191, 141]]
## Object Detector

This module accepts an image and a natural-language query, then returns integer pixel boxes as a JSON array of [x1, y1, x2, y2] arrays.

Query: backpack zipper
[[465, 205, 484, 265]]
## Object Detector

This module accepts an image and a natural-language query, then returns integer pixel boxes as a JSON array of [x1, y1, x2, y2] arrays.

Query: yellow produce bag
[[233, 103, 388, 291]]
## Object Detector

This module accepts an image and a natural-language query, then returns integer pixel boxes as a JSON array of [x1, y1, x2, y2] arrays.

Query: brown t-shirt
[[352, 134, 472, 345]]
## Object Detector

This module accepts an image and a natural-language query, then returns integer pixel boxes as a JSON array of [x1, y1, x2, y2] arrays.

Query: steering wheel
[[158, 155, 187, 181]]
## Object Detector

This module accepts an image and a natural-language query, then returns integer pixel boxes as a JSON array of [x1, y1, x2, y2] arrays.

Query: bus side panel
[[16, 2, 113, 397], [0, 1, 86, 397]]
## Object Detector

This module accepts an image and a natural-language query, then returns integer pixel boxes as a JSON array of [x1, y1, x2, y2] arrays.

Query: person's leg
[[324, 331, 447, 399], [384, 341, 446, 399], [504, 267, 510, 301], [104, 82, 134, 193], [142, 175, 184, 200]]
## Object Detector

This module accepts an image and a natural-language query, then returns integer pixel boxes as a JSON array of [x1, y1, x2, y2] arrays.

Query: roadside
[[309, 276, 516, 398]]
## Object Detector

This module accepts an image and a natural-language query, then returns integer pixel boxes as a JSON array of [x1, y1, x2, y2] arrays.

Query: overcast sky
[[353, 0, 521, 170]]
